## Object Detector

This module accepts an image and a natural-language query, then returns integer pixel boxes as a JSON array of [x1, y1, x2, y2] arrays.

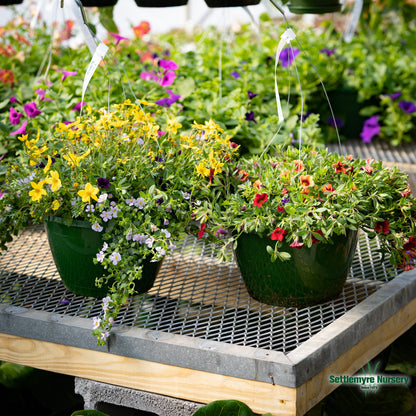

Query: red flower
[[290, 238, 304, 248], [237, 169, 249, 182], [277, 206, 286, 213], [333, 160, 347, 173], [403, 236, 416, 251], [322, 183, 335, 193], [311, 230, 323, 244], [281, 188, 288, 195], [209, 168, 215, 184], [198, 223, 206, 239], [253, 193, 268, 207], [271, 227, 287, 241], [400, 186, 411, 198], [375, 220, 390, 235]]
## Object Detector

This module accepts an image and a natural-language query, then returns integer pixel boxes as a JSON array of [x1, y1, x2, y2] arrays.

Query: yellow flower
[[52, 200, 60, 211], [46, 170, 62, 192], [196, 163, 210, 177], [166, 117, 182, 135], [43, 156, 52, 174], [78, 183, 99, 203], [29, 181, 47, 202]]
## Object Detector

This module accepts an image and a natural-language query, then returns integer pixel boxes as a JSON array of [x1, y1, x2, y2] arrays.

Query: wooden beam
[[0, 333, 297, 416]]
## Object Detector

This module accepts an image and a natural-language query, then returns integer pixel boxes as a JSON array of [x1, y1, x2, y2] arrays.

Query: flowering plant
[[0, 99, 238, 344], [193, 143, 416, 271]]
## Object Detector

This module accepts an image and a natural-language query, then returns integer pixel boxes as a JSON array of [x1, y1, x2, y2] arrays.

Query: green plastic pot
[[287, 0, 342, 14], [235, 230, 358, 308], [44, 217, 161, 298], [204, 0, 260, 7]]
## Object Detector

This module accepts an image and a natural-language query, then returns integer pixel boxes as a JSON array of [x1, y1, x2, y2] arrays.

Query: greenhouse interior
[[1, 0, 416, 415]]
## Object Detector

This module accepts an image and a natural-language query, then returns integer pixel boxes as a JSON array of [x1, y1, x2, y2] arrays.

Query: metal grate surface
[[0, 225, 402, 354]]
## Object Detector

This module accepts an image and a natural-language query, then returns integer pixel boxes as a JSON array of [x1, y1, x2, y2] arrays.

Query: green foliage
[[71, 410, 110, 416], [192, 399, 272, 416]]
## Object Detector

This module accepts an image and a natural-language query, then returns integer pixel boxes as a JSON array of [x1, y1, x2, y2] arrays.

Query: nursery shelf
[[0, 225, 415, 416]]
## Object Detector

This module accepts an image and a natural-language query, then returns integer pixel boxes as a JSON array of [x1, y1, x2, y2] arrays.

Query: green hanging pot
[[134, 0, 187, 7], [80, 0, 118, 7], [235, 229, 358, 308], [204, 0, 260, 7], [44, 217, 161, 298], [287, 0, 342, 14]]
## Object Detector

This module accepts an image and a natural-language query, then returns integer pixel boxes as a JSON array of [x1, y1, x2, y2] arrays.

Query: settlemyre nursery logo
[[329, 361, 410, 394]]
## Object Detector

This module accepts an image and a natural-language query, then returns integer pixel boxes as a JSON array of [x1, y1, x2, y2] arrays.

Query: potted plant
[[204, 0, 260, 7], [134, 0, 188, 7], [282, 0, 343, 14], [192, 141, 416, 307], [0, 100, 238, 344]]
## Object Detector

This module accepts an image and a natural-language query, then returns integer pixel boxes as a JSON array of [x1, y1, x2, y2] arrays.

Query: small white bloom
[[161, 229, 171, 238], [102, 296, 112, 310], [101, 211, 113, 222], [168, 244, 177, 251], [85, 204, 95, 213], [156, 247, 166, 256], [110, 206, 120, 218], [126, 198, 135, 206], [109, 251, 122, 265], [97, 193, 108, 204], [181, 191, 191, 200], [134, 197, 146, 209], [126, 229, 133, 241], [145, 236, 155, 248], [165, 205, 172, 213], [96, 251, 105, 263], [164, 219, 169, 226], [150, 224, 158, 232], [137, 138, 144, 145], [92, 222, 103, 232], [92, 317, 101, 330], [102, 242, 108, 252]]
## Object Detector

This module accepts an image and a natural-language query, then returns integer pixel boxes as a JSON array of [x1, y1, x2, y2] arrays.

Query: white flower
[[181, 191, 191, 200], [133, 234, 147, 244], [164, 219, 169, 226], [134, 197, 146, 209], [161, 229, 171, 238], [150, 224, 158, 232], [96, 251, 105, 263], [92, 317, 101, 330], [100, 211, 113, 222], [102, 242, 108, 252], [92, 222, 103, 232], [110, 206, 120, 218], [126, 229, 133, 241], [102, 296, 112, 310], [156, 246, 166, 256], [85, 204, 95, 212], [97, 193, 108, 204], [137, 138, 144, 145], [126, 198, 135, 206], [145, 236, 155, 248], [166, 205, 172, 213], [168, 244, 177, 251], [109, 251, 122, 265]]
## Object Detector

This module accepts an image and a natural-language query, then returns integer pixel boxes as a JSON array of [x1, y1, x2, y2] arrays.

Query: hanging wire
[[242, 6, 261, 48]]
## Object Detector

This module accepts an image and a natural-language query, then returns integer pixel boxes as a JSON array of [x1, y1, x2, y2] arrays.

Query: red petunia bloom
[[271, 227, 287, 241], [253, 193, 268, 207], [277, 206, 286, 213], [375, 220, 390, 235], [197, 223, 206, 239], [311, 230, 324, 244], [333, 160, 346, 173], [403, 236, 416, 251], [322, 183, 335, 193]]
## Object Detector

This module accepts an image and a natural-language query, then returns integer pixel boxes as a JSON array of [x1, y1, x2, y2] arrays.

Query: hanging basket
[[0, 0, 24, 4], [235, 230, 358, 308], [44, 217, 161, 298], [80, 0, 118, 7], [204, 0, 260, 7], [287, 0, 342, 14], [134, 0, 188, 7]]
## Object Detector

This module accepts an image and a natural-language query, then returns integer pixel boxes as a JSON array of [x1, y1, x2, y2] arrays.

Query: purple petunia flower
[[231, 71, 241, 79], [159, 70, 176, 87], [158, 59, 179, 71], [24, 102, 42, 118], [72, 102, 87, 112], [245, 111, 257, 123], [10, 120, 28, 136], [279, 48, 300, 67], [328, 116, 344, 128], [388, 91, 402, 100], [247, 90, 258, 100], [360, 115, 380, 143], [320, 48, 336, 56], [35, 89, 53, 101], [56, 69, 78, 82], [109, 32, 128, 45], [9, 96, 20, 104], [398, 100, 416, 114], [9, 107, 23, 125], [281, 196, 290, 205], [97, 178, 111, 188], [155, 89, 181, 107]]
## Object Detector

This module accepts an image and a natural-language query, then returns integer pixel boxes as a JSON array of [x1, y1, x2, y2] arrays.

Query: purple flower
[[320, 48, 335, 56], [59, 298, 71, 305], [159, 70, 176, 87], [231, 71, 241, 79], [281, 196, 290, 205], [72, 102, 87, 112], [245, 111, 257, 124], [388, 91, 402, 100], [398, 100, 416, 114], [9, 107, 23, 125], [299, 111, 312, 122], [155, 89, 181, 107], [328, 116, 344, 128], [247, 90, 258, 100], [360, 115, 380, 143], [9, 96, 20, 104], [35, 89, 53, 101], [56, 69, 77, 82], [279, 48, 300, 67], [109, 32, 128, 45], [97, 178, 111, 188], [158, 59, 178, 71], [24, 102, 42, 118], [10, 120, 28, 136]]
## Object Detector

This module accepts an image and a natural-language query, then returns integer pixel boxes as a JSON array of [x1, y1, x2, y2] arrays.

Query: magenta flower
[[35, 89, 53, 101], [155, 89, 181, 107], [158, 59, 178, 71], [398, 100, 416, 114], [72, 102, 87, 112], [360, 115, 380, 143], [109, 32, 128, 45], [57, 69, 78, 82], [24, 102, 42, 118], [159, 70, 176, 87], [140, 71, 159, 82], [9, 107, 23, 125], [279, 48, 300, 67], [9, 96, 20, 104], [10, 120, 28, 136]]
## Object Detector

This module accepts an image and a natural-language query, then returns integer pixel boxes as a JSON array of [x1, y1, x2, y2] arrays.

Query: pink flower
[[109, 32, 128, 45], [290, 238, 304, 248], [140, 71, 158, 82], [9, 107, 23, 125], [56, 69, 77, 82], [35, 89, 53, 101], [159, 59, 179, 71], [24, 102, 42, 118], [198, 223, 206, 239], [10, 120, 27, 136], [72, 102, 87, 112], [159, 70, 176, 87]]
